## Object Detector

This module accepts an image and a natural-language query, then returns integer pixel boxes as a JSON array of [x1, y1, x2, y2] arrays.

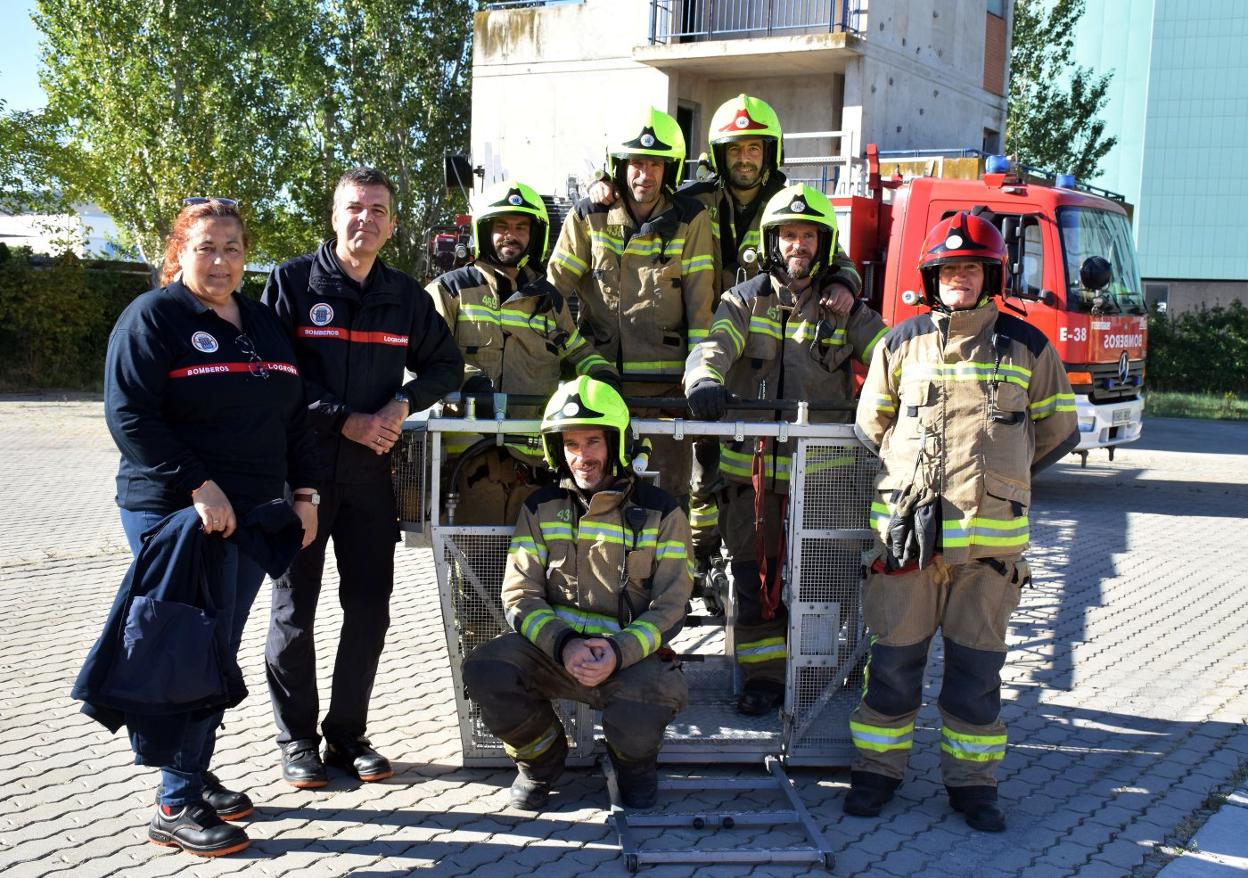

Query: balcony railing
[[649, 0, 861, 44]]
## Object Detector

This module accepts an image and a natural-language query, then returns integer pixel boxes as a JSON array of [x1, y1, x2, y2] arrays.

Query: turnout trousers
[[849, 553, 1029, 788], [462, 633, 688, 779], [265, 472, 398, 745], [721, 483, 787, 687]]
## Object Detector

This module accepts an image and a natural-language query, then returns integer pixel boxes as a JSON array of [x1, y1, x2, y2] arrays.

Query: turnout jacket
[[680, 171, 862, 298], [856, 302, 1079, 564], [502, 476, 694, 672], [263, 240, 464, 483], [428, 261, 617, 454], [547, 192, 715, 386], [684, 272, 887, 493], [105, 281, 323, 514]]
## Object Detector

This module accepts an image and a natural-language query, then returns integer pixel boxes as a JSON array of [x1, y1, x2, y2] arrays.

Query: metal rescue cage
[[393, 402, 878, 768]]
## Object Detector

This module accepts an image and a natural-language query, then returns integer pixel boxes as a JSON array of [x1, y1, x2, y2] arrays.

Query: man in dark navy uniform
[[262, 167, 463, 787]]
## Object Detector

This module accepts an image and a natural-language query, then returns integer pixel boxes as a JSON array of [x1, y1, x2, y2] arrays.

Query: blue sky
[[0, 3, 45, 111]]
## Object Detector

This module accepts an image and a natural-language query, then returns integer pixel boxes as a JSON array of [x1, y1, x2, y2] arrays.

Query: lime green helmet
[[760, 183, 840, 279], [607, 106, 687, 192], [540, 376, 631, 472], [472, 181, 550, 267], [708, 94, 783, 178]]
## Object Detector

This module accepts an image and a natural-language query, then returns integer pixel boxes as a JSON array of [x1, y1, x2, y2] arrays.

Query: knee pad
[[939, 637, 1005, 726], [863, 639, 929, 716]]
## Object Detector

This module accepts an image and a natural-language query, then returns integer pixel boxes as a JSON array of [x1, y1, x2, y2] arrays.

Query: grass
[[1145, 391, 1248, 421]]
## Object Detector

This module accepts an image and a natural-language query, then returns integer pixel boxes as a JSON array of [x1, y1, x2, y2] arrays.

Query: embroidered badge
[[191, 331, 218, 353]]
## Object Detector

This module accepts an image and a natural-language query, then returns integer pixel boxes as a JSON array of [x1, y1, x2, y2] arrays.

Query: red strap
[[752, 437, 784, 620]]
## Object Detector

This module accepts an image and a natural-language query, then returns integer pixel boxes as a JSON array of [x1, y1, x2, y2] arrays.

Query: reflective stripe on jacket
[[428, 261, 617, 464], [685, 271, 887, 493], [855, 302, 1079, 564], [501, 477, 694, 671], [547, 193, 715, 384]]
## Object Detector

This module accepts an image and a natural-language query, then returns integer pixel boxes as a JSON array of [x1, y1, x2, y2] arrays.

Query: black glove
[[595, 371, 624, 393], [687, 380, 728, 421], [461, 375, 494, 418]]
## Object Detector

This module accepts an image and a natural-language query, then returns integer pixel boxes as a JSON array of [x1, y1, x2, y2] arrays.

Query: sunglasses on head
[[182, 196, 239, 207]]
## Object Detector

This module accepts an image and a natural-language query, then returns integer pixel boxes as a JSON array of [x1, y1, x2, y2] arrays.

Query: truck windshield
[[1058, 207, 1144, 313]]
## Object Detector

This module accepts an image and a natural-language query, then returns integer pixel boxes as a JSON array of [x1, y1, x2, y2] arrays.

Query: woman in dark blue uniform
[[103, 198, 322, 856]]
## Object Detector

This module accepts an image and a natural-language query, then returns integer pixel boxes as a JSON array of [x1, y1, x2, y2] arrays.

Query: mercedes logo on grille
[[1118, 351, 1130, 384]]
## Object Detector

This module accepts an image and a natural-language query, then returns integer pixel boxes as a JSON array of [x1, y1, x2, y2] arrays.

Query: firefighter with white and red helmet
[[844, 210, 1079, 831]]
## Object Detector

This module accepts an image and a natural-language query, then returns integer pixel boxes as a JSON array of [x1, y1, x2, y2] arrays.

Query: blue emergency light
[[1056, 173, 1077, 189], [986, 155, 1011, 174]]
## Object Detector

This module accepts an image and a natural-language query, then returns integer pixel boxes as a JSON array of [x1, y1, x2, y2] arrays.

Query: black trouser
[[265, 474, 398, 745]]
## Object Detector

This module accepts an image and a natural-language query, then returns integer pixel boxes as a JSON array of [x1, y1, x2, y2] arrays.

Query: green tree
[[29, 0, 474, 280], [1007, 0, 1117, 180], [282, 0, 475, 275]]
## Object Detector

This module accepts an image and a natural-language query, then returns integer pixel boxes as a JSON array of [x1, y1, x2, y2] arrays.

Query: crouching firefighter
[[845, 211, 1078, 831], [461, 376, 693, 811], [683, 183, 882, 716]]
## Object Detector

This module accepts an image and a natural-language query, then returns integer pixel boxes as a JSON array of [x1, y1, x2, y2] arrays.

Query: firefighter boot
[[947, 785, 1006, 833], [608, 747, 659, 809], [509, 732, 568, 811], [843, 771, 901, 817]]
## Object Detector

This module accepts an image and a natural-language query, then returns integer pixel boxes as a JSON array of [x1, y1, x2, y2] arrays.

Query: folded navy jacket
[[72, 501, 303, 764]]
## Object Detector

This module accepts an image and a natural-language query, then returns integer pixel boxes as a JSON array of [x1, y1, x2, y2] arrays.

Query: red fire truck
[[835, 146, 1147, 462]]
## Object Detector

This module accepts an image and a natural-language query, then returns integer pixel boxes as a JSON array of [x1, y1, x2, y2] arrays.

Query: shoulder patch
[[438, 265, 486, 299], [994, 312, 1049, 358], [884, 313, 937, 353], [629, 481, 680, 517]]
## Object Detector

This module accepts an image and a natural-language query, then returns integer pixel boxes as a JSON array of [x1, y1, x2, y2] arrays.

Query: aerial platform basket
[[393, 399, 878, 768]]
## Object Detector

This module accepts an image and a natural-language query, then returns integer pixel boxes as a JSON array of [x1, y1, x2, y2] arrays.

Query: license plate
[[1112, 408, 1131, 425]]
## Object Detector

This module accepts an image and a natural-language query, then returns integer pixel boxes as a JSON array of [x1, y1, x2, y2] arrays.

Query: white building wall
[[471, 0, 1008, 199], [472, 1, 669, 196]]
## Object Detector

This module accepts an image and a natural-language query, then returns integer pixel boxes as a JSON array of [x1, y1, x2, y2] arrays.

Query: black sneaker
[[324, 737, 393, 782], [280, 739, 328, 789], [202, 770, 253, 820], [147, 802, 249, 856]]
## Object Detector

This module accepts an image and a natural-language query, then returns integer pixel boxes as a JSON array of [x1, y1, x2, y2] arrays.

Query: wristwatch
[[394, 390, 411, 408], [293, 491, 321, 506]]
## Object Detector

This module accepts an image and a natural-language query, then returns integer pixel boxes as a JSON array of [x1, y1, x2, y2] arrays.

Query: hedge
[[1145, 301, 1248, 395], [0, 245, 265, 389]]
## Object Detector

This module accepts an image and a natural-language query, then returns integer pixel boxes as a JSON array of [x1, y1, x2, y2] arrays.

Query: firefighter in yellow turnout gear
[[461, 377, 693, 812], [547, 107, 715, 500], [844, 211, 1078, 832], [428, 181, 618, 525], [586, 95, 862, 572], [684, 184, 886, 715]]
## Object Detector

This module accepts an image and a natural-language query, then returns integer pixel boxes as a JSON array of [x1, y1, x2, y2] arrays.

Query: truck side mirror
[[1079, 256, 1113, 293]]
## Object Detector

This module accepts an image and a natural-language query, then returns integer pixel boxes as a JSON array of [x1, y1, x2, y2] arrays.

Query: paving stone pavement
[[0, 399, 1245, 877]]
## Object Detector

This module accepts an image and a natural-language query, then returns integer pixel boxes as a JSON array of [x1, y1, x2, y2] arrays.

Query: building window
[[983, 128, 1001, 154], [983, 6, 1007, 95], [1145, 283, 1169, 313], [987, 0, 1005, 18]]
